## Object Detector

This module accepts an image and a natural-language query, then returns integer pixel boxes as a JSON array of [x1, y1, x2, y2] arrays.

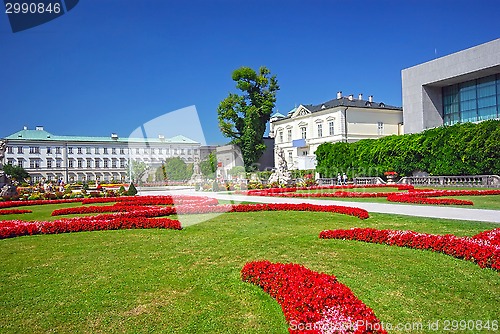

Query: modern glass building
[[402, 39, 500, 133], [442, 74, 500, 125]]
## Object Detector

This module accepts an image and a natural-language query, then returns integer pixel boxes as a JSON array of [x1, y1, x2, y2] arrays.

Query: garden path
[[139, 188, 500, 224]]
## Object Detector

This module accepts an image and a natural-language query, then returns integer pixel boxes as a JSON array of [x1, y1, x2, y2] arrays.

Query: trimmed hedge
[[315, 120, 500, 177]]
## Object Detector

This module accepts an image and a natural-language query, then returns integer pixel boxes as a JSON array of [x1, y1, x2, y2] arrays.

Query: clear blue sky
[[1, 0, 499, 145]]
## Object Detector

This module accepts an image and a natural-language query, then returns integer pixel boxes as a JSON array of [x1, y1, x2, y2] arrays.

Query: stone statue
[[0, 140, 18, 198], [268, 148, 291, 185], [188, 157, 204, 185]]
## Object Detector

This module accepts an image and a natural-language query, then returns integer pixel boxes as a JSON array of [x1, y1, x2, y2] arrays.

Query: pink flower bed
[[319, 228, 500, 271], [0, 216, 181, 239], [0, 209, 32, 215], [241, 260, 387, 333]]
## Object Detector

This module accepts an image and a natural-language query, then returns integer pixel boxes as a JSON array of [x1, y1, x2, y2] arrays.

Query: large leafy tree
[[1, 164, 30, 183], [200, 152, 217, 179], [163, 157, 193, 181], [217, 66, 279, 170]]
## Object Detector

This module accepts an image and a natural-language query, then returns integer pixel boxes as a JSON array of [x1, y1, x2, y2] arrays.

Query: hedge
[[315, 119, 500, 177]]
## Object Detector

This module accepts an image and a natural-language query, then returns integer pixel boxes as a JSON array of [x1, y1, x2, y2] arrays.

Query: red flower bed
[[0, 216, 181, 239], [386, 194, 474, 205], [53, 203, 369, 220], [0, 198, 83, 209], [319, 228, 500, 271], [238, 184, 414, 197], [241, 260, 386, 333], [0, 209, 32, 215]]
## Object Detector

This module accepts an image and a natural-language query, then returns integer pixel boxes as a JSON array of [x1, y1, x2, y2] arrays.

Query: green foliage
[[127, 182, 138, 196], [200, 152, 217, 179], [163, 157, 193, 181], [1, 164, 30, 182], [126, 160, 148, 183], [315, 120, 500, 177], [228, 165, 246, 176], [217, 66, 279, 170]]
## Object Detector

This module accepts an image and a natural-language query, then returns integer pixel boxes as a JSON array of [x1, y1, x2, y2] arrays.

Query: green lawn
[[1, 203, 499, 333]]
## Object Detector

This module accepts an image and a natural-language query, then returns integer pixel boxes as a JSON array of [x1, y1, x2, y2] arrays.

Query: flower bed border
[[319, 228, 500, 271], [241, 260, 387, 333]]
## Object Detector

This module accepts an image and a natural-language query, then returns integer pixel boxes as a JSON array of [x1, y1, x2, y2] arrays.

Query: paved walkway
[[139, 188, 500, 224]]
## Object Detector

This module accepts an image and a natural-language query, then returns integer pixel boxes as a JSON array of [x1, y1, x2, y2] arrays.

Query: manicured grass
[[1, 204, 499, 333]]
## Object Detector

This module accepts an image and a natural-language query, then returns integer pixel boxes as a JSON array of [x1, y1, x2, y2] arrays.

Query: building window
[[112, 159, 117, 168], [68, 159, 74, 168], [302, 150, 308, 156], [29, 146, 40, 154], [443, 74, 500, 125], [55, 147, 61, 154], [68, 147, 73, 154], [95, 159, 100, 168], [301, 127, 307, 139], [377, 122, 384, 135], [17, 146, 23, 154], [77, 147, 82, 154], [187, 149, 191, 155], [56, 159, 61, 168], [317, 124, 323, 137], [104, 159, 109, 168], [7, 146, 13, 154], [95, 147, 99, 154], [86, 147, 91, 154], [120, 148, 125, 155], [279, 131, 283, 143], [46, 147, 51, 154], [112, 148, 116, 154], [86, 159, 92, 168], [120, 159, 126, 168], [103, 148, 108, 154], [288, 151, 293, 163], [7, 159, 14, 165], [47, 159, 52, 168], [287, 129, 292, 141], [135, 148, 140, 154], [78, 159, 83, 168], [33, 160, 40, 168], [17, 159, 24, 168], [329, 121, 335, 136]]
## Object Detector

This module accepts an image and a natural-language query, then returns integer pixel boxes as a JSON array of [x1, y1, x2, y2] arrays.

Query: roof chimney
[[111, 133, 118, 140], [23, 126, 28, 130], [368, 95, 373, 103], [348, 94, 353, 101], [35, 126, 44, 131], [358, 93, 363, 100], [337, 91, 342, 99]]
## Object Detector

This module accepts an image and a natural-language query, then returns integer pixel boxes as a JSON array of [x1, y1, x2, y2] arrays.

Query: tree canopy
[[1, 164, 30, 183], [200, 152, 217, 179], [217, 66, 279, 170], [163, 157, 193, 181]]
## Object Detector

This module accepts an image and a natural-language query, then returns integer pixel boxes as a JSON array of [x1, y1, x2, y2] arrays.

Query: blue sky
[[1, 0, 499, 145]]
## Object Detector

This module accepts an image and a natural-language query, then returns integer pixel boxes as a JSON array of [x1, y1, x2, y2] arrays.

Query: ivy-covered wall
[[315, 120, 500, 177]]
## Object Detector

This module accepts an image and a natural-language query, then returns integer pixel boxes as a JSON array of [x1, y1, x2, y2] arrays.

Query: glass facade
[[442, 74, 500, 125]]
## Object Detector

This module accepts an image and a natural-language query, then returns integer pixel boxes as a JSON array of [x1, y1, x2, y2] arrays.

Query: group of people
[[337, 173, 348, 185]]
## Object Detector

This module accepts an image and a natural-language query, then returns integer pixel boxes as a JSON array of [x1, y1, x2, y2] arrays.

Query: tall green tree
[[200, 152, 217, 179], [1, 164, 30, 183], [217, 66, 279, 170], [126, 160, 148, 183], [163, 157, 193, 181]]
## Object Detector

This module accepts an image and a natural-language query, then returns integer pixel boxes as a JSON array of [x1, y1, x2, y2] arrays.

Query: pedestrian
[[337, 173, 342, 185], [342, 173, 348, 185]]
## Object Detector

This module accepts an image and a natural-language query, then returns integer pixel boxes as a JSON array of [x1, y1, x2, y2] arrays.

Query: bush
[[127, 183, 138, 196]]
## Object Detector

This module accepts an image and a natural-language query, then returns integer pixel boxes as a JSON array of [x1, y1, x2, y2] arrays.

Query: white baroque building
[[1, 126, 201, 183], [269, 93, 403, 170]]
